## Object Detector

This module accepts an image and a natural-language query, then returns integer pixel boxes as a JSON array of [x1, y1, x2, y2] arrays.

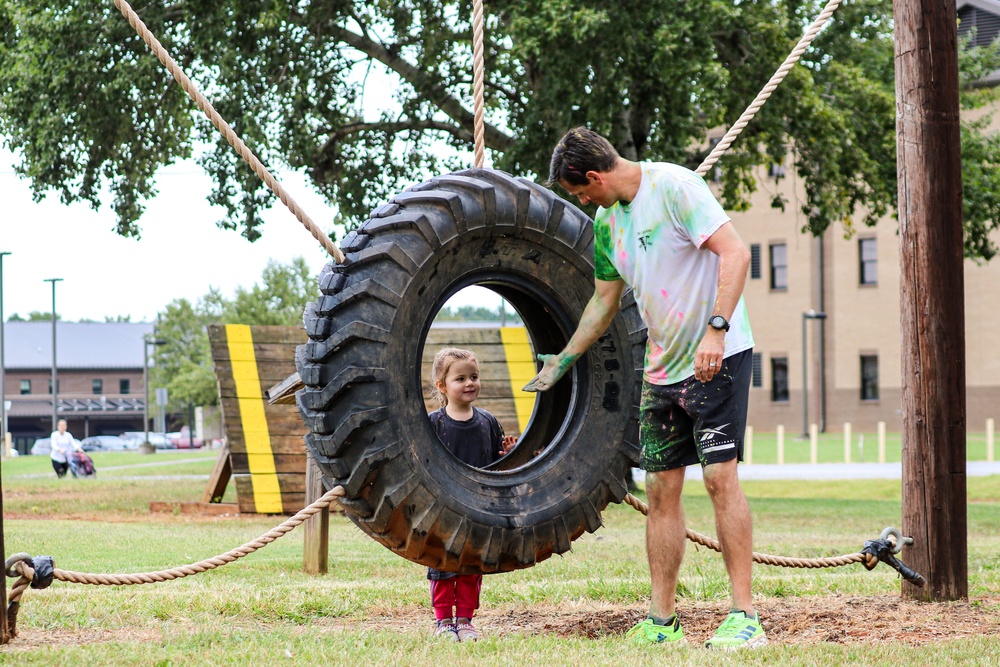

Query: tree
[[150, 257, 319, 409], [8, 311, 60, 322], [3, 1, 1000, 257]]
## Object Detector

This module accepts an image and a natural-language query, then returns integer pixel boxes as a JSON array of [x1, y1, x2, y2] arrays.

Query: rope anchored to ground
[[3, 485, 346, 640], [622, 493, 926, 584]]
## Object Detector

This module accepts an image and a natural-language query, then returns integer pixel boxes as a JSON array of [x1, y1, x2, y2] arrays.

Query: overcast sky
[[0, 147, 502, 323]]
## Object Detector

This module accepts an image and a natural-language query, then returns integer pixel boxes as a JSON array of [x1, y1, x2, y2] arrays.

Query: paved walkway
[[634, 461, 1000, 483]]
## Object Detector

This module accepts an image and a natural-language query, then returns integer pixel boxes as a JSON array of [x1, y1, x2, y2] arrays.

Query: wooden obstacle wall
[[209, 324, 308, 514], [209, 323, 536, 514]]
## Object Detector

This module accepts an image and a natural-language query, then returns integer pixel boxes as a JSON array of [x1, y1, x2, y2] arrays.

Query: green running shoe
[[625, 615, 685, 645], [705, 610, 768, 650]]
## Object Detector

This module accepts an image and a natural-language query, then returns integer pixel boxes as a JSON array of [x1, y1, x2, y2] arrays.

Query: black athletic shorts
[[639, 349, 753, 472]]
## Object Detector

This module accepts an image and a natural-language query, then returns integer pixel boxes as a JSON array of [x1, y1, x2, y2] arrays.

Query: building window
[[48, 379, 60, 394], [751, 353, 763, 388], [768, 163, 786, 179], [859, 237, 877, 285], [20, 379, 31, 395], [750, 244, 761, 280], [861, 355, 879, 401], [93, 379, 103, 395], [769, 243, 788, 290], [771, 356, 789, 402], [120, 379, 131, 395]]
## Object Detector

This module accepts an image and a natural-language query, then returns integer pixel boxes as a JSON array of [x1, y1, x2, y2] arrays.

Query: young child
[[426, 347, 517, 642]]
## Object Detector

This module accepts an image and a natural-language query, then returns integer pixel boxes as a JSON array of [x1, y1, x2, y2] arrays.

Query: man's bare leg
[[644, 467, 688, 618], [701, 458, 754, 615]]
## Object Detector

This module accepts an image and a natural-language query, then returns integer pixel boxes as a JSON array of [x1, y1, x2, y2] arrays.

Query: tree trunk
[[893, 0, 968, 601]]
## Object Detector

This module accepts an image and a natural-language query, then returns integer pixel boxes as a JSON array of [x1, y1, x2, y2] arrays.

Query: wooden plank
[[303, 452, 329, 575], [201, 442, 233, 503], [224, 433, 305, 457], [234, 476, 305, 514], [232, 472, 307, 494], [266, 372, 303, 405], [230, 452, 307, 474]]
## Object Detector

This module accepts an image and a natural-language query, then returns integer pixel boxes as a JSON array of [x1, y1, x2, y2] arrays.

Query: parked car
[[80, 435, 133, 452], [30, 437, 83, 456], [119, 431, 174, 449], [172, 426, 203, 449]]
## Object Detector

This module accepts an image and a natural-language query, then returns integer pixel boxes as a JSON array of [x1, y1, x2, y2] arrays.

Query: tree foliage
[[150, 257, 319, 408], [2, 1, 1000, 257]]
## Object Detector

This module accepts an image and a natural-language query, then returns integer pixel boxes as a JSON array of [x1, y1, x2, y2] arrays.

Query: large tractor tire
[[296, 168, 645, 574]]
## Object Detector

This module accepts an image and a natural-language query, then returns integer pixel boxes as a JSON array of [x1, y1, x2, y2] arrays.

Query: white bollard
[[878, 421, 887, 464], [987, 418, 995, 463], [844, 422, 852, 464], [777, 424, 785, 465], [810, 423, 819, 465], [745, 425, 754, 465]]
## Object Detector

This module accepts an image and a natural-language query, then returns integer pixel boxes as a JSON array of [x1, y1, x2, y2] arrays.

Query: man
[[523, 127, 765, 650], [50, 418, 80, 478]]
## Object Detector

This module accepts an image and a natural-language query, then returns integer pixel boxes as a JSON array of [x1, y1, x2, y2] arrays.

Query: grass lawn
[[1, 449, 998, 665]]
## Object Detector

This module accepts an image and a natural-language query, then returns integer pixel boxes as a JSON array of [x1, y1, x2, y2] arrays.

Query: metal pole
[[143, 338, 150, 445], [802, 313, 808, 437], [0, 252, 10, 455], [44, 278, 63, 431]]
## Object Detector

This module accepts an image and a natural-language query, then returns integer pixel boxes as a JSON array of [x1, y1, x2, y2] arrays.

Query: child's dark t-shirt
[[426, 406, 505, 581], [427, 407, 505, 469]]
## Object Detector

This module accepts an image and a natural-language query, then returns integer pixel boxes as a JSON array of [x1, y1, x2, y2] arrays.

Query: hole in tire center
[[420, 284, 572, 472]]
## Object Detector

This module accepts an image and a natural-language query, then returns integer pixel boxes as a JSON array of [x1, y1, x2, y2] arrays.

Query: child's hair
[[431, 347, 478, 406]]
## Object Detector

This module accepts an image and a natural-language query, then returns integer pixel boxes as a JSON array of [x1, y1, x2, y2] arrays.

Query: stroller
[[69, 450, 96, 478]]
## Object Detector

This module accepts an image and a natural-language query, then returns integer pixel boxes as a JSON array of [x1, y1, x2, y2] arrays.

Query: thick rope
[[7, 486, 346, 608], [623, 493, 875, 569], [471, 0, 487, 168], [696, 0, 843, 177], [112, 0, 345, 264]]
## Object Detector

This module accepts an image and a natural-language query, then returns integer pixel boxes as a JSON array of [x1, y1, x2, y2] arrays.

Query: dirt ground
[[5, 595, 998, 651]]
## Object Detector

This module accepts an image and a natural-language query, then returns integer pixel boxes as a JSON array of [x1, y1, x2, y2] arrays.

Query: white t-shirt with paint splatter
[[593, 162, 754, 385]]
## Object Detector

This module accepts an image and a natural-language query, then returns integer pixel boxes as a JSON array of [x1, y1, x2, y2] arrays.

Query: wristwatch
[[707, 315, 730, 332]]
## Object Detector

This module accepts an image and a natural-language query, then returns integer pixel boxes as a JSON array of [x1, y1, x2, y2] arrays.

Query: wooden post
[[303, 451, 329, 575], [987, 418, 995, 463], [776, 424, 785, 465], [0, 455, 8, 644], [744, 425, 753, 465], [844, 422, 852, 464], [202, 441, 233, 503], [878, 421, 887, 464], [809, 423, 818, 465], [894, 0, 968, 601]]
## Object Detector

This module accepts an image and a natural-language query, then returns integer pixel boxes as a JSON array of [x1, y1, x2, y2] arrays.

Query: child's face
[[438, 358, 481, 408]]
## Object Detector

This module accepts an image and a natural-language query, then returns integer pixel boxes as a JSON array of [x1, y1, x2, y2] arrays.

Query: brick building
[[2, 321, 153, 454], [723, 1, 1000, 433]]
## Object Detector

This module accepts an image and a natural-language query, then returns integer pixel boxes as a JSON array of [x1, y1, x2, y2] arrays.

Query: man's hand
[[694, 328, 726, 382], [522, 353, 577, 392]]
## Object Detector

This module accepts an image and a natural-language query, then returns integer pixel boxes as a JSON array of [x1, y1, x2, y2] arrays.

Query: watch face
[[709, 316, 729, 330]]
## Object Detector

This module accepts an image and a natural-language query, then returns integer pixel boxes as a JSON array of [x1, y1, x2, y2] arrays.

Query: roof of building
[[1, 321, 154, 370]]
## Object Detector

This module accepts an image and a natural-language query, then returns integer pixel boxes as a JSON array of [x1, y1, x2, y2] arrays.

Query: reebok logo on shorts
[[699, 424, 731, 442]]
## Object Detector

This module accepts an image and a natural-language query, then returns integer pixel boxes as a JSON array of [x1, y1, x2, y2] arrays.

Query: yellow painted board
[[225, 324, 282, 513], [500, 327, 536, 433]]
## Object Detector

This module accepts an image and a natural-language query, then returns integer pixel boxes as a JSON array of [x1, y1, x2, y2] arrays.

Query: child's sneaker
[[455, 618, 480, 642], [704, 610, 767, 650], [625, 615, 685, 645], [434, 619, 460, 641]]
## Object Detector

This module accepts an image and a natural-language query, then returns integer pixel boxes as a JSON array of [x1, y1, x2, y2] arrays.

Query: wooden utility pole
[[894, 0, 968, 600], [1, 455, 8, 644]]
